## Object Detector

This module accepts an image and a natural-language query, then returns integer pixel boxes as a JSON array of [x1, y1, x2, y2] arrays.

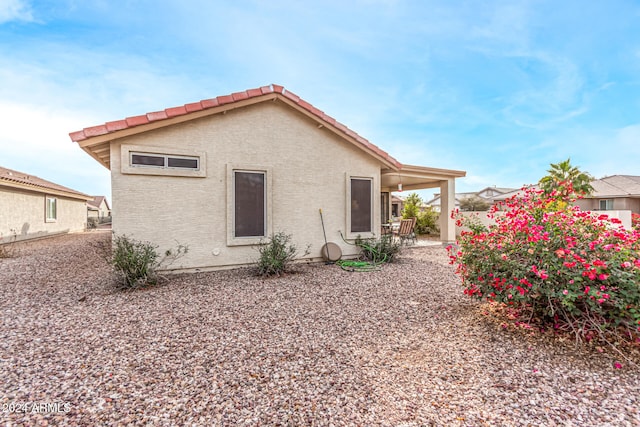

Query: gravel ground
[[1, 232, 639, 426]]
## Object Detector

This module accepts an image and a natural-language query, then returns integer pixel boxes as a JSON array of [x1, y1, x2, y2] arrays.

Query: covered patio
[[380, 164, 466, 243]]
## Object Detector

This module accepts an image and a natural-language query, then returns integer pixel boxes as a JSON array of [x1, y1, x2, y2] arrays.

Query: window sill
[[227, 236, 264, 246]]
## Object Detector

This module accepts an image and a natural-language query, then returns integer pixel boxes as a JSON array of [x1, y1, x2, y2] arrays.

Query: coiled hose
[[336, 231, 386, 272]]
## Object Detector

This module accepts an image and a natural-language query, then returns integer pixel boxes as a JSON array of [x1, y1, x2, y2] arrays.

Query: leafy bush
[[106, 234, 188, 289], [632, 213, 640, 230], [401, 193, 422, 219], [256, 232, 310, 276], [448, 185, 640, 347], [415, 208, 439, 235], [400, 192, 439, 235], [355, 234, 402, 263], [459, 196, 491, 212], [87, 217, 98, 229]]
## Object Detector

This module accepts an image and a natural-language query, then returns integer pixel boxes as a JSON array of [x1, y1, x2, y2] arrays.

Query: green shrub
[[355, 234, 401, 263], [401, 192, 422, 219], [400, 193, 439, 235], [415, 208, 440, 235], [256, 232, 310, 276], [87, 217, 98, 229], [106, 234, 188, 289]]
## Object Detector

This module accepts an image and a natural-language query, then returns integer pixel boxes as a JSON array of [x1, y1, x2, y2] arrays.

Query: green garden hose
[[336, 231, 387, 271], [335, 259, 382, 272]]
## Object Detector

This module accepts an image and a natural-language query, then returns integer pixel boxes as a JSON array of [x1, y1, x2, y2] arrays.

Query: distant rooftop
[[0, 165, 91, 200]]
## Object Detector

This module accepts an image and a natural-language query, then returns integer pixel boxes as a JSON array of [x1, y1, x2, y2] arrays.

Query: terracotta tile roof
[[0, 165, 91, 200], [69, 84, 402, 169]]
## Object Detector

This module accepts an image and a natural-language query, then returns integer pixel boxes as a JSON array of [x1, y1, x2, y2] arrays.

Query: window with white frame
[[121, 145, 206, 178], [234, 171, 266, 238], [130, 152, 200, 170], [350, 177, 372, 233], [45, 196, 57, 222], [599, 199, 614, 210]]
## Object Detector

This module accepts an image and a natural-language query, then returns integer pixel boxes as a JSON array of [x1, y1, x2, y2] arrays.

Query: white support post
[[439, 178, 456, 243]]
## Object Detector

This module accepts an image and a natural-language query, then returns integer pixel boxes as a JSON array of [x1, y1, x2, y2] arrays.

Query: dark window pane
[[351, 178, 371, 233], [168, 157, 199, 169], [235, 172, 265, 237], [132, 154, 165, 167]]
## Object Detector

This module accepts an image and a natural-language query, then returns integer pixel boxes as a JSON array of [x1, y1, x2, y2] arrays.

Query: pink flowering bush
[[632, 213, 640, 230], [448, 185, 640, 345]]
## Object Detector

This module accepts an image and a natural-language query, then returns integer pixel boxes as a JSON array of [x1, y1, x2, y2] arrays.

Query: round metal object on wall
[[321, 242, 342, 262]]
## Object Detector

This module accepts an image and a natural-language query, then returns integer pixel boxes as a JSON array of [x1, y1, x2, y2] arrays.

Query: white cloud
[[0, 0, 33, 23], [0, 101, 110, 197]]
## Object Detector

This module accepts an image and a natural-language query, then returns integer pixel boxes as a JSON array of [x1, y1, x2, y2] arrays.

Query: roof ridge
[[69, 84, 402, 169], [0, 165, 90, 198]]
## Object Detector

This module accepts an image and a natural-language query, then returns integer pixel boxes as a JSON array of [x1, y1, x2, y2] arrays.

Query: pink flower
[[584, 286, 591, 294], [621, 261, 632, 268], [562, 290, 569, 295], [614, 362, 622, 369], [598, 274, 609, 281]]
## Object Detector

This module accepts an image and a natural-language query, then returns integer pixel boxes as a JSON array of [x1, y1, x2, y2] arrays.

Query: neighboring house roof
[[491, 185, 539, 201], [0, 165, 92, 201], [87, 195, 111, 210], [426, 186, 517, 206], [588, 175, 640, 198], [69, 84, 465, 188], [492, 176, 640, 202], [476, 186, 517, 198]]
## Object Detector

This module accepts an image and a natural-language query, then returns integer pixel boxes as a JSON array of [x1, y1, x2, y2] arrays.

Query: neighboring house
[[491, 185, 537, 203], [391, 194, 404, 219], [489, 182, 633, 229], [87, 196, 111, 220], [427, 186, 516, 212], [575, 175, 640, 214], [493, 176, 640, 215], [0, 166, 92, 243], [70, 84, 465, 271]]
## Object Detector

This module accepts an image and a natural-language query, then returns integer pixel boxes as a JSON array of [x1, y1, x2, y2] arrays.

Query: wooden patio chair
[[394, 217, 417, 246]]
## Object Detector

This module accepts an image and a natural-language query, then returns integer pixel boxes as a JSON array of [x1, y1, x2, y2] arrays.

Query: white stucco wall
[[110, 101, 382, 271], [0, 187, 88, 243]]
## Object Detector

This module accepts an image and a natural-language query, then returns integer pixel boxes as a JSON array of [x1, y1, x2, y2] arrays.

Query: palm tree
[[539, 158, 594, 199]]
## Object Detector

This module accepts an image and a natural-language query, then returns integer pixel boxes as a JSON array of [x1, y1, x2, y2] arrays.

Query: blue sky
[[1, 0, 639, 202]]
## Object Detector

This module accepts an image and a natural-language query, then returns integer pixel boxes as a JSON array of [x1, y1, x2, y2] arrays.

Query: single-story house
[[491, 183, 633, 229], [391, 194, 404, 219], [0, 165, 92, 243], [70, 84, 466, 271], [87, 196, 111, 220], [575, 175, 640, 214], [427, 186, 516, 212]]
